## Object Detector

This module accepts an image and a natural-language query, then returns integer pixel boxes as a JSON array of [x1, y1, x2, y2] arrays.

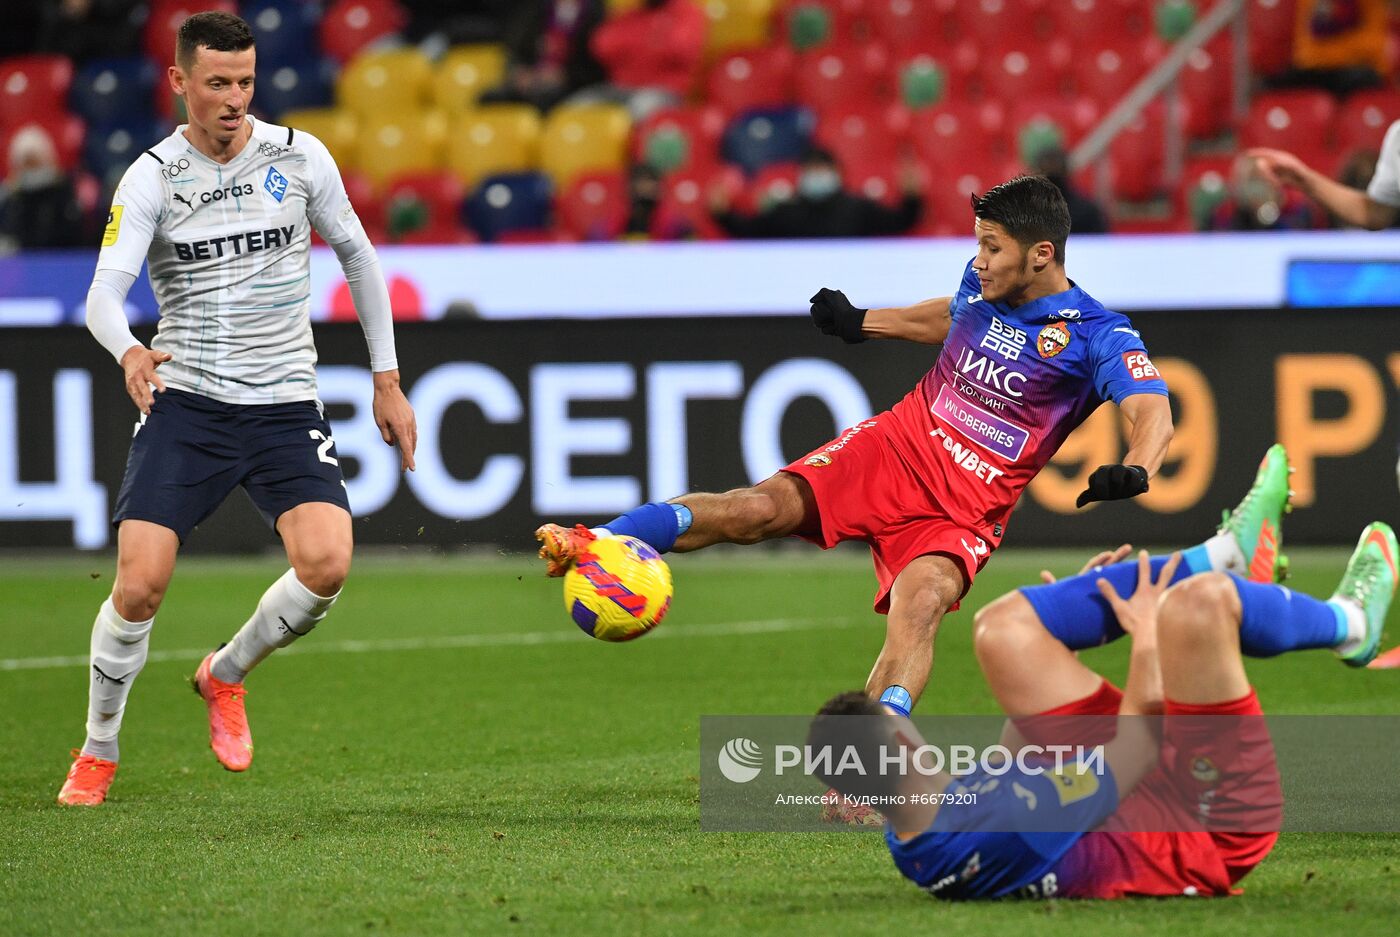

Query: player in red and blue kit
[[811, 512, 1397, 900], [536, 176, 1174, 715]]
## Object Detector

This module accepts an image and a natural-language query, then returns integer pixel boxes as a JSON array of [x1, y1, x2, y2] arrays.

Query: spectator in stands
[[1271, 0, 1389, 95], [709, 148, 923, 240], [0, 126, 85, 252], [481, 0, 607, 112], [580, 0, 707, 120], [625, 163, 662, 238], [36, 0, 142, 64], [1206, 153, 1318, 232], [1032, 146, 1109, 235]]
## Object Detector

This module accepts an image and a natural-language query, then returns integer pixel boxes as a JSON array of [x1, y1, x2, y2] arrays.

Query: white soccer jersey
[[1366, 118, 1400, 209], [97, 117, 364, 404]]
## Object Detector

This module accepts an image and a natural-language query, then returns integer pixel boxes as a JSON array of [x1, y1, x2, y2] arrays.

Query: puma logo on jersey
[[172, 192, 194, 210], [174, 224, 295, 261]]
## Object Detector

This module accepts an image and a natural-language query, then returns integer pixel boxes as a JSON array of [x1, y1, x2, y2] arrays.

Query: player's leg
[[197, 401, 352, 771], [535, 473, 817, 576], [972, 592, 1108, 716], [864, 554, 966, 708], [58, 520, 178, 806]]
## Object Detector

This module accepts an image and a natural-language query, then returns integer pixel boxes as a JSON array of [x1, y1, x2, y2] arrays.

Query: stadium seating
[[978, 41, 1073, 102], [706, 47, 797, 117], [70, 58, 159, 127], [1050, 0, 1146, 47], [1008, 95, 1101, 154], [721, 106, 815, 175], [1071, 46, 1141, 108], [842, 154, 904, 207], [320, 0, 407, 64], [83, 120, 167, 185], [702, 0, 778, 59], [556, 170, 631, 241], [1178, 38, 1233, 140], [867, 0, 949, 49], [145, 0, 238, 66], [742, 161, 800, 213], [254, 60, 335, 121], [1240, 89, 1338, 151], [0, 55, 73, 126], [337, 48, 432, 118], [1107, 104, 1166, 201], [953, 0, 1029, 49], [1179, 154, 1236, 230], [1335, 89, 1400, 154], [431, 45, 507, 112], [243, 0, 320, 69], [446, 105, 543, 189], [464, 172, 553, 241], [0, 113, 85, 172], [794, 43, 889, 114], [909, 100, 1009, 172], [651, 165, 737, 239], [1247, 0, 1296, 77], [540, 104, 632, 189], [777, 0, 874, 49], [280, 106, 358, 167], [353, 111, 447, 185], [381, 170, 469, 243], [813, 103, 905, 168], [632, 105, 726, 174]]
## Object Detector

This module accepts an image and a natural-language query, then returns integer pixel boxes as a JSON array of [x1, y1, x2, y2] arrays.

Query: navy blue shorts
[[113, 388, 349, 542]]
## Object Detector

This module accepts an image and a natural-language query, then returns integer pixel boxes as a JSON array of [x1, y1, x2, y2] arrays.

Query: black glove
[[1076, 464, 1149, 508], [809, 288, 867, 344]]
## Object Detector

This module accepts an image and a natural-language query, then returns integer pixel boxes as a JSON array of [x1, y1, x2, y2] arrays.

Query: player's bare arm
[[808, 289, 952, 346], [372, 369, 417, 472], [1119, 392, 1173, 476], [1246, 147, 1399, 231]]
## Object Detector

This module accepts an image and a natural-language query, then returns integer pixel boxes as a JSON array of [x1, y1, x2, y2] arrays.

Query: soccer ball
[[563, 535, 673, 642]]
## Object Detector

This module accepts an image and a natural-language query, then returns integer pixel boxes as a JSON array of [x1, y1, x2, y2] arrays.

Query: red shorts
[[780, 412, 997, 614], [1043, 681, 1282, 898]]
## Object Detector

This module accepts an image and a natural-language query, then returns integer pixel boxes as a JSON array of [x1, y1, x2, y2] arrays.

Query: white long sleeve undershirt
[[84, 227, 399, 372]]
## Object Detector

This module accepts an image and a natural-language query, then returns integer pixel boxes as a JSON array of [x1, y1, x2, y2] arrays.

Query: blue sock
[[1231, 575, 1345, 657], [1022, 554, 1197, 650], [599, 502, 691, 553]]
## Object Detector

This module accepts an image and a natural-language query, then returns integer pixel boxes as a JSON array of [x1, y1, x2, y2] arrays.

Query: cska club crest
[[1037, 321, 1071, 358]]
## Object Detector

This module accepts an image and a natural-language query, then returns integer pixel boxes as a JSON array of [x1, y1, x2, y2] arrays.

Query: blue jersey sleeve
[[1089, 320, 1169, 405], [887, 760, 1120, 899], [950, 258, 980, 321]]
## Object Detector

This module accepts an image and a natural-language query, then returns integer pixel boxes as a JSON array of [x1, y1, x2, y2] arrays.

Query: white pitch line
[[0, 616, 863, 672]]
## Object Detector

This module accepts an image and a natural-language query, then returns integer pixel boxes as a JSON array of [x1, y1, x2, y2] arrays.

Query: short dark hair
[[807, 691, 897, 799], [176, 11, 255, 69], [971, 174, 1072, 265]]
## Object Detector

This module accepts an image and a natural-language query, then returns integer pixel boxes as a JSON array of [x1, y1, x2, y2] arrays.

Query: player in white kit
[[58, 11, 417, 805]]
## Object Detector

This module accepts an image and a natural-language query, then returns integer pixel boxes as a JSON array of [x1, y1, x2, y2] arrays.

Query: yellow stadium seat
[[607, 0, 644, 13], [701, 0, 775, 58], [540, 104, 631, 190], [432, 45, 507, 112], [445, 105, 543, 188], [279, 107, 358, 168], [353, 110, 448, 185], [337, 48, 433, 118]]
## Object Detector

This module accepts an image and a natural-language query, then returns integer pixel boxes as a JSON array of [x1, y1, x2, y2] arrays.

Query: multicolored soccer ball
[[563, 535, 673, 642]]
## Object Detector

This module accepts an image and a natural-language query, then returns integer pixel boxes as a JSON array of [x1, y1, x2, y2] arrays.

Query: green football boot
[[1217, 444, 1293, 583], [1333, 522, 1398, 668]]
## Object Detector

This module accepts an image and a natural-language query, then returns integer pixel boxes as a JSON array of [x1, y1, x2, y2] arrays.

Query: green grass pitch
[[2, 548, 1398, 935]]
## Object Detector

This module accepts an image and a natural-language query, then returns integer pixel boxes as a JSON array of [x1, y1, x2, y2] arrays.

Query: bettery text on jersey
[[173, 225, 296, 261]]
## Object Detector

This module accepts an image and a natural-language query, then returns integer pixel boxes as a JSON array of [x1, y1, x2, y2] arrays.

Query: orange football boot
[[57, 749, 117, 806], [534, 523, 598, 577], [193, 652, 253, 771]]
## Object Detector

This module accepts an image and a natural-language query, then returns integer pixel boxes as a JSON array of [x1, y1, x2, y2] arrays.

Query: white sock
[[82, 598, 154, 763], [1201, 531, 1246, 575], [211, 569, 338, 683], [1330, 598, 1368, 656]]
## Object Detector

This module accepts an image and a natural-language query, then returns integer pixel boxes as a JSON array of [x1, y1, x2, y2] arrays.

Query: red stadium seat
[[1178, 37, 1232, 140], [144, 0, 238, 66], [741, 162, 800, 213], [813, 102, 905, 167], [952, 0, 1031, 48], [0, 55, 74, 126], [777, 0, 874, 47], [841, 155, 904, 207], [1247, 0, 1296, 77], [977, 40, 1072, 102], [1335, 89, 1400, 153], [909, 100, 1010, 172], [0, 114, 85, 173], [1240, 90, 1337, 151], [706, 46, 797, 118], [795, 42, 890, 114], [556, 170, 630, 241], [1008, 95, 1100, 151], [922, 163, 1009, 235], [632, 104, 726, 174], [1178, 155, 1235, 230], [320, 0, 408, 65], [651, 164, 743, 240], [867, 0, 951, 48], [1107, 104, 1165, 201], [1051, 0, 1146, 47], [383, 170, 465, 222], [1070, 46, 1140, 108]]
